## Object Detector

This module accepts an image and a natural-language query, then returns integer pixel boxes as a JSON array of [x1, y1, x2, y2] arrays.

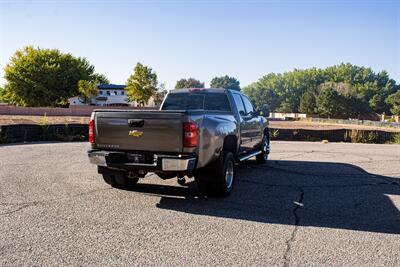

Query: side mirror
[[239, 110, 246, 117]]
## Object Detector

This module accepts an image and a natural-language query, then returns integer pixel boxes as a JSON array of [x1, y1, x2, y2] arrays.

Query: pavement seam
[[277, 151, 315, 160], [0, 204, 33, 216], [0, 188, 111, 216], [283, 187, 304, 267]]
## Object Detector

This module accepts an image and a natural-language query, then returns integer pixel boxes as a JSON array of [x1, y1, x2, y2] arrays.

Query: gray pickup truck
[[88, 88, 270, 196]]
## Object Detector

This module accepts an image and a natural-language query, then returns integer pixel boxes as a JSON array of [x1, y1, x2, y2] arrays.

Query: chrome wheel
[[262, 139, 268, 160], [256, 134, 269, 164], [225, 160, 234, 190]]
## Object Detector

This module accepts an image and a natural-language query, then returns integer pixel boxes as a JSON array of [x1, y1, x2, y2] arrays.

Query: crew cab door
[[232, 93, 262, 153], [240, 95, 263, 152]]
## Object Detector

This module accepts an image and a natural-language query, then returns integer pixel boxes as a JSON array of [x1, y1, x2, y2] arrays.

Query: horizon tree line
[[0, 46, 399, 117]]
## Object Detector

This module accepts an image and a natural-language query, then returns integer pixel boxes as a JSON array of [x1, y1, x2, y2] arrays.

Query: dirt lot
[[1, 115, 399, 133], [270, 120, 400, 132]]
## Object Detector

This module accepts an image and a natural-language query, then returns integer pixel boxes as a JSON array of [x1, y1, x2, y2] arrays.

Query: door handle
[[128, 119, 144, 127]]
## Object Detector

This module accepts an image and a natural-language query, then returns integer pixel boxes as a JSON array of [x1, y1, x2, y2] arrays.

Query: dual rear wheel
[[195, 151, 236, 197], [195, 133, 269, 197]]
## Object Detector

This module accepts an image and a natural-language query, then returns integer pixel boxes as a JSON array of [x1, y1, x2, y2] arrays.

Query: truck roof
[[169, 88, 231, 94]]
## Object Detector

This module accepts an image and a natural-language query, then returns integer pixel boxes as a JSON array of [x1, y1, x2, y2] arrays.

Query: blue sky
[[0, 0, 399, 88]]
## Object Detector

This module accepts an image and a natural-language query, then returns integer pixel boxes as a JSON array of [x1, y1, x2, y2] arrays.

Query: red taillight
[[183, 122, 197, 147], [89, 115, 95, 143]]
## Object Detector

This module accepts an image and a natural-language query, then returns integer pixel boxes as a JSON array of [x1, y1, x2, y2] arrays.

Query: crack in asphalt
[[0, 188, 111, 216], [239, 162, 399, 267], [283, 187, 304, 267]]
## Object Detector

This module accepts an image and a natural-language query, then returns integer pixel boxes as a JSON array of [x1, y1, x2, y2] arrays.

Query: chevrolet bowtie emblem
[[128, 130, 143, 137]]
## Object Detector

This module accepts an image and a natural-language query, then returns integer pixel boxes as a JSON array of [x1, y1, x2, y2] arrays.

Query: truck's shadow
[[131, 160, 400, 234]]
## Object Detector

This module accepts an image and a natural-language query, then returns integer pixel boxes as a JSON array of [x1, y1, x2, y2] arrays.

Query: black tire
[[256, 133, 270, 164], [195, 151, 236, 197], [102, 170, 139, 188]]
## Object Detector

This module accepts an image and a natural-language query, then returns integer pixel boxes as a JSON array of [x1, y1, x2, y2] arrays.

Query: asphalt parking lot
[[0, 141, 399, 266]]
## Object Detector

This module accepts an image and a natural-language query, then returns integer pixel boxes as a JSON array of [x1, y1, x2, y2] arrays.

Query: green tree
[[4, 46, 95, 107], [91, 73, 110, 84], [0, 84, 20, 105], [369, 93, 387, 114], [243, 63, 398, 118], [78, 80, 97, 104], [152, 82, 167, 106], [210, 75, 240, 91], [0, 86, 4, 101], [316, 88, 342, 118], [243, 73, 282, 113], [243, 85, 279, 116], [299, 90, 316, 114], [386, 90, 400, 115], [126, 63, 158, 106], [175, 78, 204, 89]]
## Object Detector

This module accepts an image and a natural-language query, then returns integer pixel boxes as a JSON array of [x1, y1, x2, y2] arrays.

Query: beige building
[[68, 84, 161, 108]]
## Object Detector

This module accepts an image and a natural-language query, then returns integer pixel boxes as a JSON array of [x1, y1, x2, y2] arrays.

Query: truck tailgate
[[95, 111, 185, 152]]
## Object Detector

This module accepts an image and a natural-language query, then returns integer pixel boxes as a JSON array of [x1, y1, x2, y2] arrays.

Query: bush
[[393, 133, 400, 144], [270, 129, 280, 139], [345, 129, 377, 143]]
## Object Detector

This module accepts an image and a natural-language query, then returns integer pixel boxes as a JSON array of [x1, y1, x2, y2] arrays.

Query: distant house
[[68, 84, 159, 107], [269, 112, 307, 120]]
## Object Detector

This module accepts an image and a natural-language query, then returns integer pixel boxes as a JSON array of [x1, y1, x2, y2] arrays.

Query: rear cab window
[[162, 92, 232, 111]]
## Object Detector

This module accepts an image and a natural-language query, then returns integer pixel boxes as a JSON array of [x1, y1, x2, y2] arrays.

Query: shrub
[[393, 133, 400, 144], [0, 127, 8, 144], [41, 113, 49, 140], [346, 129, 378, 143], [270, 129, 279, 139]]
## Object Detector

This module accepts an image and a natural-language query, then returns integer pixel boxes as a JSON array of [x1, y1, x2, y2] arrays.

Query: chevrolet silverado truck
[[88, 88, 270, 196]]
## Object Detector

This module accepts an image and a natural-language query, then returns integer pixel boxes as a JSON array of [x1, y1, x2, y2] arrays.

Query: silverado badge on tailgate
[[128, 130, 143, 137]]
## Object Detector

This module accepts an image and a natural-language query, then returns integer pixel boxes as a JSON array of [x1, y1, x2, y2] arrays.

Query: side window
[[232, 93, 246, 116], [242, 96, 255, 115]]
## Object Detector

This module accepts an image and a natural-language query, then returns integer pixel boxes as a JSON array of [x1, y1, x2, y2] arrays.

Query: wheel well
[[264, 127, 269, 137], [264, 127, 270, 145], [223, 135, 238, 155]]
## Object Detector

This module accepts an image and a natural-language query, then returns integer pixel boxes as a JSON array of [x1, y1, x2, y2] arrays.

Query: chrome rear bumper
[[88, 150, 196, 171]]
